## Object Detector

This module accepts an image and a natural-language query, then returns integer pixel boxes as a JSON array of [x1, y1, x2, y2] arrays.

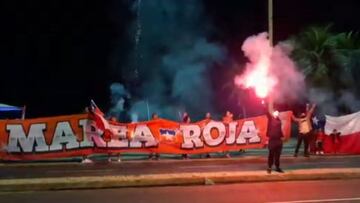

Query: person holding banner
[[292, 103, 316, 157], [182, 112, 191, 159], [149, 113, 160, 160], [108, 116, 122, 162], [203, 112, 212, 158], [266, 100, 285, 174], [222, 111, 233, 158]]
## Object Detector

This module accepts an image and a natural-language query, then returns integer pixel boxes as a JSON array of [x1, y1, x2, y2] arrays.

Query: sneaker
[[108, 157, 112, 162], [320, 151, 324, 155], [182, 154, 189, 159], [293, 153, 298, 157], [205, 154, 211, 158], [225, 153, 231, 158], [81, 158, 93, 164], [316, 151, 320, 155], [275, 168, 284, 173], [267, 168, 272, 174]]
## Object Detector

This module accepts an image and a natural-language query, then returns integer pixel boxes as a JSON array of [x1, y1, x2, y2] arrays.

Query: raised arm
[[268, 97, 274, 115], [307, 104, 316, 117], [291, 113, 300, 122]]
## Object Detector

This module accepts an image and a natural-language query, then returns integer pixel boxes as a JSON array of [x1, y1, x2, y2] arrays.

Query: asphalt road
[[1, 179, 360, 203], [1, 155, 360, 179]]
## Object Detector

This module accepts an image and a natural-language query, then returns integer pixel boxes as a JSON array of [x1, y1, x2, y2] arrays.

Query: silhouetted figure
[[315, 129, 325, 155], [222, 111, 233, 158], [292, 104, 316, 157], [330, 129, 341, 154], [266, 101, 284, 174], [149, 113, 160, 160], [204, 112, 212, 158], [182, 112, 191, 159]]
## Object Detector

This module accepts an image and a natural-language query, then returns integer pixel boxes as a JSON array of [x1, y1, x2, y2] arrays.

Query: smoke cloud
[[309, 88, 360, 116], [235, 32, 305, 104], [110, 0, 224, 121]]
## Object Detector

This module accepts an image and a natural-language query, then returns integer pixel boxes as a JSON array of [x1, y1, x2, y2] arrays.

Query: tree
[[291, 25, 360, 115], [291, 25, 360, 92]]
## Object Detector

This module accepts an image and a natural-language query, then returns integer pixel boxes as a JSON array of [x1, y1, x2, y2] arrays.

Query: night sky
[[2, 0, 360, 118]]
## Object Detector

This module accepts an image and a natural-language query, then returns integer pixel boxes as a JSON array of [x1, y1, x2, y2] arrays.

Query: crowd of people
[[84, 101, 343, 174]]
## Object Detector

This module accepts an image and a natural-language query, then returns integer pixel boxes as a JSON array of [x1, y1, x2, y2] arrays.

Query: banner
[[0, 112, 292, 161], [324, 111, 360, 154]]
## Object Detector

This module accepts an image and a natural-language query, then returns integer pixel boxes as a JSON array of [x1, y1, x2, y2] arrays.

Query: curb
[[1, 154, 358, 168], [1, 168, 360, 192]]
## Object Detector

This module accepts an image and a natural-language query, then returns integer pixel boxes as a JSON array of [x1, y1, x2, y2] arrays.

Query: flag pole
[[146, 99, 150, 120], [21, 105, 26, 120], [268, 0, 273, 47]]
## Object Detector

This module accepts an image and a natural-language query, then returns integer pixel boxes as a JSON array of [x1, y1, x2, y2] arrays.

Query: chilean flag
[[89, 100, 113, 140], [324, 111, 360, 154]]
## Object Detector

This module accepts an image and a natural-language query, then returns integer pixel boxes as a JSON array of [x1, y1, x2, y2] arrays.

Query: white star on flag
[[312, 116, 319, 126]]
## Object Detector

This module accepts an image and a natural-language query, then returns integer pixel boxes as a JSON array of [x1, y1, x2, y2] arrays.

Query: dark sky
[[2, 0, 360, 118]]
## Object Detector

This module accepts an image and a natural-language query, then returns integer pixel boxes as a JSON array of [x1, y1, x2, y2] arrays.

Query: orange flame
[[235, 56, 276, 99]]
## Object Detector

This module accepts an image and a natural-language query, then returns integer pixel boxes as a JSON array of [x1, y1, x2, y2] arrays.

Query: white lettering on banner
[[49, 122, 79, 151], [86, 120, 107, 148], [129, 125, 158, 148], [79, 119, 94, 148], [203, 121, 226, 146], [236, 120, 261, 144], [6, 124, 48, 152], [226, 121, 238, 144], [3, 117, 265, 155], [181, 125, 203, 149], [107, 125, 129, 148]]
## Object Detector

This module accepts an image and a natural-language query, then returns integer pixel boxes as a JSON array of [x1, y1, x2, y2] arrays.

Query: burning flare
[[234, 33, 277, 99]]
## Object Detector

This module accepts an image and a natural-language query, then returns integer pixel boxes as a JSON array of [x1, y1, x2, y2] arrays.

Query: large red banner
[[0, 112, 292, 161]]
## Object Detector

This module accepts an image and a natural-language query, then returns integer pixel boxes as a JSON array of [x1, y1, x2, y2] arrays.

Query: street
[[1, 155, 360, 179], [1, 179, 360, 203]]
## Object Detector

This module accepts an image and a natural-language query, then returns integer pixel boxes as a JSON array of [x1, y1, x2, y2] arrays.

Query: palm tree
[[291, 25, 338, 88], [290, 25, 360, 114], [291, 25, 360, 92]]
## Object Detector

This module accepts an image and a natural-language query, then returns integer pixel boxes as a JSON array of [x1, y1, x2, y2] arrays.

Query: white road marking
[[268, 197, 360, 203]]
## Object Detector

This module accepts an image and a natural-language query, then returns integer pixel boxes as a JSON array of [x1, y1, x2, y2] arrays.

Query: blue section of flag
[[160, 129, 176, 136], [312, 113, 326, 130]]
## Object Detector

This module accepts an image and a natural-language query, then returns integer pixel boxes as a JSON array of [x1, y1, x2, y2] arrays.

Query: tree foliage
[[291, 25, 360, 92]]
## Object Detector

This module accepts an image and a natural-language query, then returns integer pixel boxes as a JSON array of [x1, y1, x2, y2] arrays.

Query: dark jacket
[[267, 113, 283, 149]]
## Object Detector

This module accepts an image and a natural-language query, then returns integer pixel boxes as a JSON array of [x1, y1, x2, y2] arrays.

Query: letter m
[[6, 124, 48, 152]]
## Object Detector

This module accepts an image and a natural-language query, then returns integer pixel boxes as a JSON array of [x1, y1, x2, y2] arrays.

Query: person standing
[[182, 112, 191, 159], [149, 113, 160, 160], [266, 101, 285, 174], [203, 112, 212, 158], [222, 111, 233, 158], [330, 129, 341, 154], [107, 116, 121, 162], [315, 128, 325, 155], [292, 103, 316, 157]]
